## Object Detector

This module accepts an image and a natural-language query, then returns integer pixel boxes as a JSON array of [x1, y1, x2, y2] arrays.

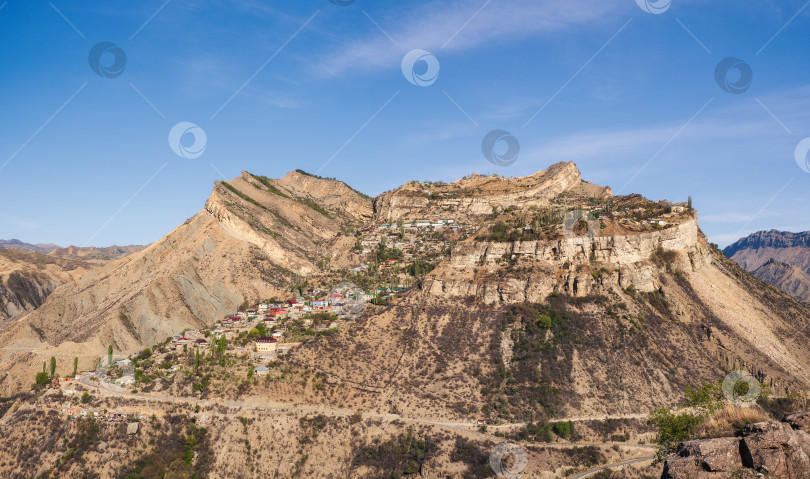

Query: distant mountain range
[[0, 239, 61, 254], [724, 230, 810, 303], [0, 239, 147, 261]]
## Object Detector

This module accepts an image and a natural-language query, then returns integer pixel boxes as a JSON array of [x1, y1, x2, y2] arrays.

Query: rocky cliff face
[[663, 412, 810, 478], [425, 217, 700, 303], [373, 162, 610, 223], [725, 230, 810, 303]]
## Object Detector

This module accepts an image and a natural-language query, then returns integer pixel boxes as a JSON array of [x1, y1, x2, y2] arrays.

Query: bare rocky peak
[[725, 230, 810, 257], [372, 161, 611, 223], [725, 230, 810, 303]]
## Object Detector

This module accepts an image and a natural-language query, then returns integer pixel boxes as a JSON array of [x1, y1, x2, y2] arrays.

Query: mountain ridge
[[724, 229, 810, 303]]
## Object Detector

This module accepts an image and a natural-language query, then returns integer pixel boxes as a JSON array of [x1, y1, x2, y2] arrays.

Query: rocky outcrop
[[373, 162, 610, 223], [662, 415, 810, 479], [425, 217, 700, 303]]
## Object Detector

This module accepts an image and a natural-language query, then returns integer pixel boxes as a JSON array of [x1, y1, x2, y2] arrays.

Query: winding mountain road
[[76, 375, 659, 476]]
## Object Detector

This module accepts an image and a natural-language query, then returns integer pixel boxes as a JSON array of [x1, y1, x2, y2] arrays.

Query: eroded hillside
[[0, 171, 371, 395], [725, 229, 810, 303]]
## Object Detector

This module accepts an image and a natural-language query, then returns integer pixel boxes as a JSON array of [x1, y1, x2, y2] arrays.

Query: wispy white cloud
[[317, 0, 623, 78]]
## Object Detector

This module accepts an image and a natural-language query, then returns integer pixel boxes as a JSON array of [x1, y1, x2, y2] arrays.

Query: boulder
[[662, 437, 742, 478], [126, 422, 139, 435], [784, 411, 810, 432], [740, 421, 810, 478]]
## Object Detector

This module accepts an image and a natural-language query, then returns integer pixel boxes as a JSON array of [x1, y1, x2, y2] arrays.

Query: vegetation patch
[[352, 428, 433, 478]]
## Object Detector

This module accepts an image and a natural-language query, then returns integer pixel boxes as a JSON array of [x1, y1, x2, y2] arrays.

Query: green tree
[[49, 356, 56, 379], [687, 196, 693, 210], [216, 335, 228, 358], [81, 391, 91, 403], [35, 371, 50, 386], [647, 407, 704, 457], [552, 421, 574, 440], [195, 348, 200, 375], [73, 357, 78, 377], [107, 345, 113, 366]]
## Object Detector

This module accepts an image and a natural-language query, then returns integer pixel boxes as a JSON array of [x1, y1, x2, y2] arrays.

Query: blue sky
[[1, 0, 808, 247]]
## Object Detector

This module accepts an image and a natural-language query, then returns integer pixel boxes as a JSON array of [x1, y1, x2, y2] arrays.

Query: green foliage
[[221, 181, 265, 209], [647, 407, 704, 457], [683, 381, 725, 413], [73, 357, 78, 377], [552, 420, 574, 440], [215, 335, 227, 358], [352, 429, 431, 477], [49, 356, 56, 379], [248, 173, 290, 198], [375, 238, 403, 263], [35, 371, 50, 386], [80, 391, 91, 404], [137, 348, 152, 360], [293, 169, 371, 200]]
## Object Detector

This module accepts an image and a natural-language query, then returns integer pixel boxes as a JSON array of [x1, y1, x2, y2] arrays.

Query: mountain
[[2, 163, 809, 407], [750, 259, 810, 303], [725, 230, 810, 303], [0, 249, 93, 322], [47, 244, 148, 262], [0, 162, 809, 478], [0, 239, 61, 254], [0, 170, 372, 394], [289, 164, 810, 420]]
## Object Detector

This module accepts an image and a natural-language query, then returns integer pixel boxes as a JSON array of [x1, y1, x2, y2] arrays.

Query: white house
[[255, 337, 278, 353]]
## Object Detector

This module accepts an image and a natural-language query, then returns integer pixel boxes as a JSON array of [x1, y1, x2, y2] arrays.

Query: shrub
[[552, 420, 574, 440], [647, 407, 703, 457], [80, 392, 91, 404]]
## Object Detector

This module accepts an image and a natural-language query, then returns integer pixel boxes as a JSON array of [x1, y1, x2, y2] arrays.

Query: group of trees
[[34, 355, 82, 387]]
